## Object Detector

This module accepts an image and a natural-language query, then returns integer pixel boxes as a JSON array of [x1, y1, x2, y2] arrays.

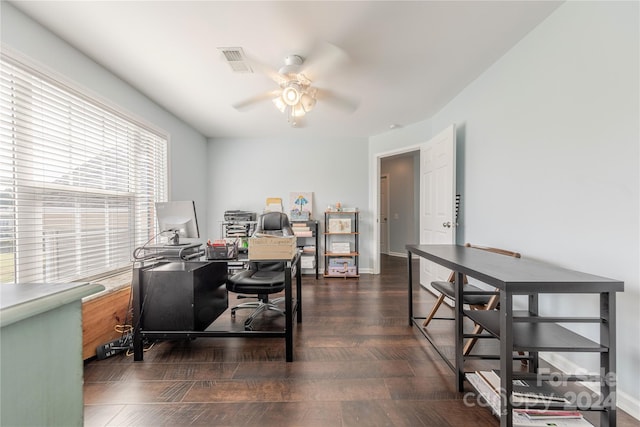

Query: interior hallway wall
[[370, 1, 639, 417]]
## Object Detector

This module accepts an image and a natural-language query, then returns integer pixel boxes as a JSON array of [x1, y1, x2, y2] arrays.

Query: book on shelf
[[466, 371, 593, 427], [301, 245, 316, 253], [515, 409, 583, 420], [478, 371, 570, 404], [466, 372, 501, 416], [466, 372, 592, 427]]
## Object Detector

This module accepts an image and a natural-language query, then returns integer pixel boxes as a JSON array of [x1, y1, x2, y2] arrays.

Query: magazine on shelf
[[466, 373, 592, 427], [516, 409, 583, 420], [478, 371, 570, 404], [466, 372, 500, 416], [512, 412, 591, 427]]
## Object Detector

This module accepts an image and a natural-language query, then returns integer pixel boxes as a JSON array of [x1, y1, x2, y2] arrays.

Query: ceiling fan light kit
[[273, 74, 318, 126], [300, 92, 316, 111], [282, 83, 302, 106], [228, 44, 357, 127]]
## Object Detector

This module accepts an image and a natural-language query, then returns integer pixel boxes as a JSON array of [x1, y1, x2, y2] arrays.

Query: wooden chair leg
[[423, 294, 445, 327], [464, 295, 500, 355], [463, 322, 483, 355]]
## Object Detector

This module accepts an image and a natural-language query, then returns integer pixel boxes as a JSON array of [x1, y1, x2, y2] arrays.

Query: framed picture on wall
[[289, 192, 313, 219]]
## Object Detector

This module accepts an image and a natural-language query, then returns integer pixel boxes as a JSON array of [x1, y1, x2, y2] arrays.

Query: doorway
[[373, 124, 457, 276], [378, 151, 420, 269], [379, 174, 389, 255]]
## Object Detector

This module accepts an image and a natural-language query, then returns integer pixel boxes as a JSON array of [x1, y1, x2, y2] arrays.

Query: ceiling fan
[[222, 43, 359, 127]]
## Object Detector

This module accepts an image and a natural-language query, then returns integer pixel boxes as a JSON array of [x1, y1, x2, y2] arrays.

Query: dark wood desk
[[132, 252, 302, 362], [406, 244, 624, 427]]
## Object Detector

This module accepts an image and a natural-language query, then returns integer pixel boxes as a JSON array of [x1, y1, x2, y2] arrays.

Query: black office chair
[[226, 212, 293, 330]]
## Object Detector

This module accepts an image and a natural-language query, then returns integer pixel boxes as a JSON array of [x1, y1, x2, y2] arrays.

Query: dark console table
[[406, 244, 623, 427]]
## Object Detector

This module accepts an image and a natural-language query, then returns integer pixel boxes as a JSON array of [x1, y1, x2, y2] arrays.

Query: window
[[0, 53, 168, 284]]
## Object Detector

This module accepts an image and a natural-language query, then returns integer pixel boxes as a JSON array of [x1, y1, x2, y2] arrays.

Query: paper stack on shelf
[[291, 223, 313, 237], [300, 256, 315, 269], [226, 223, 249, 238], [466, 371, 593, 427]]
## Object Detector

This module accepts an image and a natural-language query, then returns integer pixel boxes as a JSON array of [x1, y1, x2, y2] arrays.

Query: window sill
[[82, 270, 132, 302]]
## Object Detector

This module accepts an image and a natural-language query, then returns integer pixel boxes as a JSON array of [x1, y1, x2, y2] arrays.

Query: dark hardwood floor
[[84, 255, 637, 426]]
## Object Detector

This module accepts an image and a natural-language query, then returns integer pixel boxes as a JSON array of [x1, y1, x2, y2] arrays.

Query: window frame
[[0, 50, 169, 284]]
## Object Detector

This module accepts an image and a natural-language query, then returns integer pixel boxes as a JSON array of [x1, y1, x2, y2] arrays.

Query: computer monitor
[[155, 201, 200, 245]]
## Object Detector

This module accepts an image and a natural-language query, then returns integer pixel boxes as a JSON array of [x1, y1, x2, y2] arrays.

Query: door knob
[[442, 222, 451, 228]]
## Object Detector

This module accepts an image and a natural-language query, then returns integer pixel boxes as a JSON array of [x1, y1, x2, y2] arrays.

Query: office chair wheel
[[231, 308, 236, 319]]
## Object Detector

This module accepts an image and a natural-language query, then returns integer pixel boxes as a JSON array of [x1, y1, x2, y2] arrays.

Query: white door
[[420, 124, 456, 292], [379, 174, 389, 254]]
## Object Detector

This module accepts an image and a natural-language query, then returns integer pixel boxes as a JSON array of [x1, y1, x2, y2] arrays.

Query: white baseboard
[[541, 352, 639, 421], [319, 268, 373, 275]]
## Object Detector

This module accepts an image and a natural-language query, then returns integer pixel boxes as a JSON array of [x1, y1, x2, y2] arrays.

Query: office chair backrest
[[250, 212, 293, 270], [255, 212, 293, 236]]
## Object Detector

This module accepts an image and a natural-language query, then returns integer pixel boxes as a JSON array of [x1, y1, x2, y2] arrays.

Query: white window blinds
[[0, 53, 168, 284]]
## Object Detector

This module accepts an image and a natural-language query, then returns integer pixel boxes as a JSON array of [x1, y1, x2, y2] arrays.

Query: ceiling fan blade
[[243, 54, 289, 86], [232, 89, 282, 111], [315, 88, 359, 113], [300, 41, 350, 82]]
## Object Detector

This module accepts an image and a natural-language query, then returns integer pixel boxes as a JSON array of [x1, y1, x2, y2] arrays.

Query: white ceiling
[[9, 1, 562, 139]]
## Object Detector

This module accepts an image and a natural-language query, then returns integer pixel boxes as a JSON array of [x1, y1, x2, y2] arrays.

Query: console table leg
[[528, 293, 539, 372], [285, 265, 293, 362], [132, 265, 144, 361], [455, 271, 465, 392], [499, 290, 514, 427], [601, 291, 616, 427], [407, 251, 413, 326]]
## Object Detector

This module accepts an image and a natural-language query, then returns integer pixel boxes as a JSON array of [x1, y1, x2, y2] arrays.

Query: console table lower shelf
[[466, 372, 594, 427]]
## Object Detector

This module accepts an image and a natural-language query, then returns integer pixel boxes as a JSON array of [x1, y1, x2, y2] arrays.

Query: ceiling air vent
[[218, 47, 253, 73]]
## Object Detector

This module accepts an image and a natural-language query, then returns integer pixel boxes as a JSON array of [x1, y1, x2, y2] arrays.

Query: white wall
[[371, 1, 639, 417], [207, 136, 371, 271], [1, 2, 211, 238]]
